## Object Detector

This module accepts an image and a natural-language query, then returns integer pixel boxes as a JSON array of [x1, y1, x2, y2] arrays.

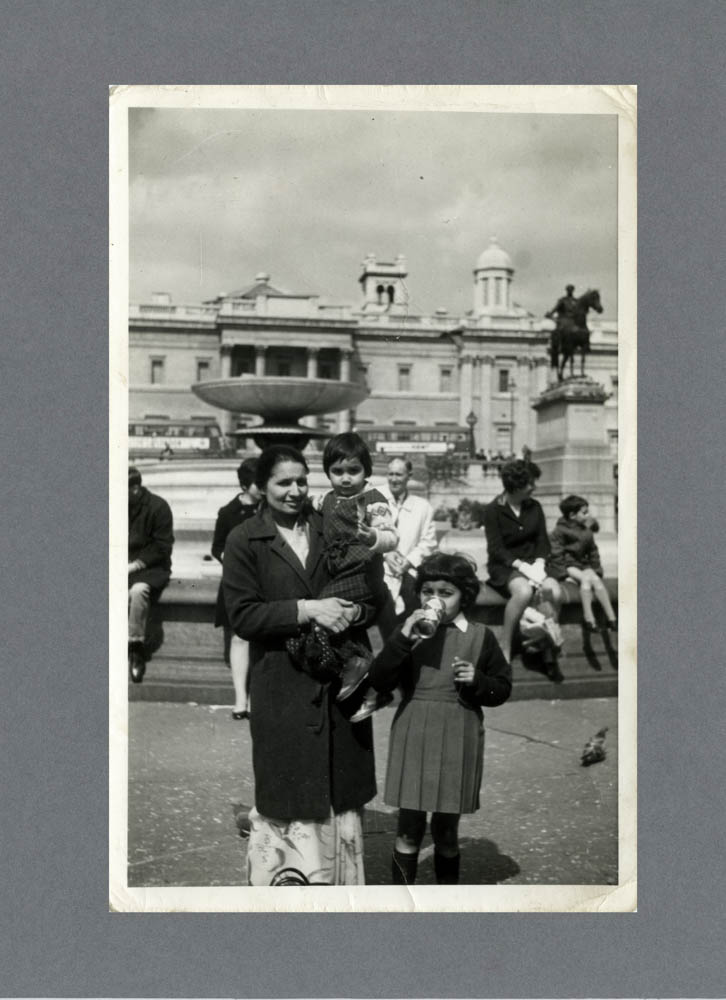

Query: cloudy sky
[[129, 107, 618, 320]]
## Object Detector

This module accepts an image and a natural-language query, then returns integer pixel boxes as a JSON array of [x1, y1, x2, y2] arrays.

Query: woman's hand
[[452, 656, 475, 685], [305, 598, 358, 633], [400, 608, 427, 638]]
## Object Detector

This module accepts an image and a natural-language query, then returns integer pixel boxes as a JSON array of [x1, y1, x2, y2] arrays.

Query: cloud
[[129, 108, 618, 318]]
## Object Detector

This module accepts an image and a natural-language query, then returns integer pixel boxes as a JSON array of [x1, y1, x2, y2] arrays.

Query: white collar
[[450, 612, 469, 632]]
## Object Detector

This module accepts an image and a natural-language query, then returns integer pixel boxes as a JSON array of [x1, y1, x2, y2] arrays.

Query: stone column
[[516, 356, 533, 453], [458, 353, 474, 426], [337, 350, 352, 431], [478, 354, 494, 452], [218, 346, 235, 436], [254, 346, 266, 377], [298, 349, 321, 430], [220, 345, 232, 379], [532, 377, 616, 573]]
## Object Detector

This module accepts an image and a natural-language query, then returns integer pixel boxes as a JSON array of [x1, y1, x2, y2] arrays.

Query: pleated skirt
[[384, 698, 484, 814]]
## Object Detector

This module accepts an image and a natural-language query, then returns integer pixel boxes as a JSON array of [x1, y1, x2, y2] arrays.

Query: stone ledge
[[157, 576, 618, 626]]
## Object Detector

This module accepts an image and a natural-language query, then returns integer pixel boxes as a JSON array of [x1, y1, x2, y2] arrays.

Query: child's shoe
[[336, 654, 371, 702], [349, 689, 394, 723], [606, 619, 618, 632], [583, 620, 599, 634]]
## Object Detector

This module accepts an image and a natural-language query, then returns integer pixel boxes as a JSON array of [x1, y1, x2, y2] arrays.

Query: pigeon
[[581, 727, 608, 766]]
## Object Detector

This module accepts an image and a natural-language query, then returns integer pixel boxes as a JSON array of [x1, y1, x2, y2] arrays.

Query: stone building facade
[[129, 238, 618, 456]]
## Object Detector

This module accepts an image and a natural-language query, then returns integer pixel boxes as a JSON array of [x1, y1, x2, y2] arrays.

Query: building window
[[277, 361, 291, 377], [196, 359, 210, 382], [150, 358, 165, 384], [319, 362, 333, 380], [393, 420, 416, 426], [398, 365, 411, 391], [498, 368, 510, 393], [439, 367, 453, 393]]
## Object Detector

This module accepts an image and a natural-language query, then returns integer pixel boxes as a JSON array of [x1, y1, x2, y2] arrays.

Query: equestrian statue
[[546, 284, 603, 382]]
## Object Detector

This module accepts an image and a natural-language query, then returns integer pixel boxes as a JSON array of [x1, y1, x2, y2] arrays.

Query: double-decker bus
[[355, 424, 470, 456], [128, 419, 227, 459]]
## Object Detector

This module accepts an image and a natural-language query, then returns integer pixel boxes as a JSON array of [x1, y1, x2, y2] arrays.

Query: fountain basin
[[191, 376, 368, 418]]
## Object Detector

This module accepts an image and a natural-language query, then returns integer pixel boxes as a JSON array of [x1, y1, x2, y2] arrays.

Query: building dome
[[475, 236, 513, 271]]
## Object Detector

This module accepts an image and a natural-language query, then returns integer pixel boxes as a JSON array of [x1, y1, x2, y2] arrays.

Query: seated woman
[[222, 444, 387, 886], [482, 459, 562, 672]]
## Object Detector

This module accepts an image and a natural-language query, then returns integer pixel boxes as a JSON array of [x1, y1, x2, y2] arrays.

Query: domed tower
[[473, 236, 514, 315]]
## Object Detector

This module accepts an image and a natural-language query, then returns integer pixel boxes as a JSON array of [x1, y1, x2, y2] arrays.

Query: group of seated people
[[482, 457, 617, 678]]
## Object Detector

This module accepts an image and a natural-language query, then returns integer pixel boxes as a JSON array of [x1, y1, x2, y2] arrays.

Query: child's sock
[[433, 851, 460, 885], [392, 849, 419, 885]]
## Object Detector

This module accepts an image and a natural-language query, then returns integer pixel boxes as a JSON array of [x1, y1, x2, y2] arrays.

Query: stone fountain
[[191, 374, 369, 450], [137, 374, 370, 577]]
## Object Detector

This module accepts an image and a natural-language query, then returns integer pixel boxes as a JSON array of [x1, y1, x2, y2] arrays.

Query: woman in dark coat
[[222, 444, 387, 886], [482, 459, 562, 664], [211, 457, 259, 719]]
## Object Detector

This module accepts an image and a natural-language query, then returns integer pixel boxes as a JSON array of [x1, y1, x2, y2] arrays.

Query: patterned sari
[[247, 807, 364, 886]]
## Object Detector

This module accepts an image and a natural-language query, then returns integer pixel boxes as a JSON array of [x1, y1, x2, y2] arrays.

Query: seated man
[[128, 466, 174, 683]]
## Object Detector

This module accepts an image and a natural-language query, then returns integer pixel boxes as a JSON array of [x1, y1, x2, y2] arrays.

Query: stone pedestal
[[532, 377, 617, 571]]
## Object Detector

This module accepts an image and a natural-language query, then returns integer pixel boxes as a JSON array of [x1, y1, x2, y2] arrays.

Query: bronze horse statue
[[549, 289, 603, 381]]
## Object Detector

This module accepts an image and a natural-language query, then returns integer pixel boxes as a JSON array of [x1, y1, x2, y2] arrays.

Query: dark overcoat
[[483, 493, 550, 590], [222, 505, 386, 821], [211, 495, 258, 627], [547, 517, 603, 580], [128, 487, 173, 593]]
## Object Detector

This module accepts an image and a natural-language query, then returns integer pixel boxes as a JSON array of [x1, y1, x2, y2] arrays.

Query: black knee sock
[[392, 849, 419, 885], [434, 851, 460, 885]]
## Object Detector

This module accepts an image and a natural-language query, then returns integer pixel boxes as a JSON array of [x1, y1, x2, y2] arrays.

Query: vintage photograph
[[110, 85, 636, 911]]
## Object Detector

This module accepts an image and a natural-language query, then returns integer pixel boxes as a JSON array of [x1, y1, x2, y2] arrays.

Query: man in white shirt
[[378, 457, 437, 637]]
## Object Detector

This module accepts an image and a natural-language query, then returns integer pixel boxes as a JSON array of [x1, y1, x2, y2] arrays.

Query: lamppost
[[508, 376, 517, 455], [465, 410, 478, 459]]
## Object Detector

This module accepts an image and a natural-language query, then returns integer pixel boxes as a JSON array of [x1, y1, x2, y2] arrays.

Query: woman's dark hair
[[500, 458, 535, 494], [236, 457, 259, 491], [322, 432, 372, 478], [254, 445, 309, 491], [559, 494, 588, 518], [415, 551, 481, 610]]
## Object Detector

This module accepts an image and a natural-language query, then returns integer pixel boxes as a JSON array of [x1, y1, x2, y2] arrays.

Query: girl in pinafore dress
[[369, 552, 512, 885]]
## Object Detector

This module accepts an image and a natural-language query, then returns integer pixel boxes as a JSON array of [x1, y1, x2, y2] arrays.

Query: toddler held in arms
[[287, 432, 397, 722]]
